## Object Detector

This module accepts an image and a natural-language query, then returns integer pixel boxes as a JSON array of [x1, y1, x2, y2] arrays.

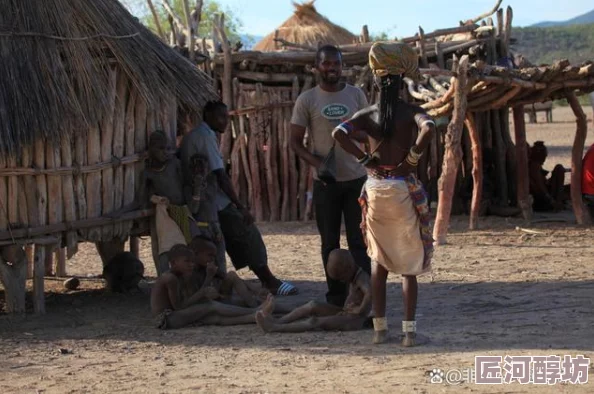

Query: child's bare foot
[[255, 311, 275, 333], [401, 332, 416, 347], [259, 294, 276, 316], [373, 330, 388, 344]]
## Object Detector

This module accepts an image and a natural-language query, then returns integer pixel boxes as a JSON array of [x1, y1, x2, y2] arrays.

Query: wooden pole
[[33, 244, 46, 314], [0, 248, 27, 313], [181, 0, 195, 62], [566, 91, 592, 225], [512, 106, 532, 220], [417, 27, 428, 68], [214, 13, 234, 164], [26, 245, 34, 279], [146, 0, 166, 41], [465, 113, 482, 230], [360, 25, 370, 43], [433, 55, 470, 245], [101, 67, 118, 241], [130, 236, 140, 258], [56, 247, 66, 277]]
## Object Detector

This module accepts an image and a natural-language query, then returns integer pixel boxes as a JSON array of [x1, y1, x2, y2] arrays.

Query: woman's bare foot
[[255, 311, 275, 333], [373, 330, 388, 344]]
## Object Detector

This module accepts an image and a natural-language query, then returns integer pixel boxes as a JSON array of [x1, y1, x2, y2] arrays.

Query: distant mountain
[[531, 9, 594, 27], [512, 23, 594, 65]]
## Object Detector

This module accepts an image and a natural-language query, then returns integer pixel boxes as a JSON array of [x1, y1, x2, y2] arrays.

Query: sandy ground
[[1, 106, 593, 393]]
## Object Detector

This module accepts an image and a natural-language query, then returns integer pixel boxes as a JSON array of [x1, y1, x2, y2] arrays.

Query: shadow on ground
[[1, 278, 592, 357]]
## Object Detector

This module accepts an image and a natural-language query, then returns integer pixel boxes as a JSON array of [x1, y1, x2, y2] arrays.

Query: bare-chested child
[[151, 244, 274, 329], [255, 249, 371, 333], [110, 130, 200, 275], [331, 42, 435, 346], [189, 236, 268, 308]]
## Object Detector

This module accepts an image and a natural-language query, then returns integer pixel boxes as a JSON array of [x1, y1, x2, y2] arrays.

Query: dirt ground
[[1, 106, 593, 393]]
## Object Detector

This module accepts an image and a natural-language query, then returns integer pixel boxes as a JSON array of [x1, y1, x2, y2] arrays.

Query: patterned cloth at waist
[[367, 166, 409, 180]]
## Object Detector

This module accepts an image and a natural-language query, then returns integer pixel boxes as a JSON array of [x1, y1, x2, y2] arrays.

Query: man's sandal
[[272, 281, 298, 296]]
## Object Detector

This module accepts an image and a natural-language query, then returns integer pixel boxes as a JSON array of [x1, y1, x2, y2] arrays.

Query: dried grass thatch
[[0, 0, 218, 156], [253, 1, 357, 52]]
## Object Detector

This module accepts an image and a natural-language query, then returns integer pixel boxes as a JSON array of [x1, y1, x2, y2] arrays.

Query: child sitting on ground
[[255, 249, 371, 333], [189, 236, 269, 308], [151, 244, 274, 330]]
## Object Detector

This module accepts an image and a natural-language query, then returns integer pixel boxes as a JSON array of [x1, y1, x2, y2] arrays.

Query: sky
[[189, 0, 593, 38]]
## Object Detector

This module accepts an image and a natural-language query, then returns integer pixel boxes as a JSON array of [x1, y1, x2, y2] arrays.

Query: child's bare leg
[[371, 261, 389, 344], [401, 275, 418, 347], [256, 313, 365, 333], [277, 300, 342, 323], [159, 303, 214, 329], [226, 272, 259, 307]]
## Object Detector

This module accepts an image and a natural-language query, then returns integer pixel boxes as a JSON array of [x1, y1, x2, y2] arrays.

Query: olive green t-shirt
[[291, 84, 369, 182]]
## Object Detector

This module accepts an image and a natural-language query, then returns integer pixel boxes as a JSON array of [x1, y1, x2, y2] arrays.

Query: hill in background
[[531, 8, 594, 28]]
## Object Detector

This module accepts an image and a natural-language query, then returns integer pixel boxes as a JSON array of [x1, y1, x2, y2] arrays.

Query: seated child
[[255, 249, 371, 333], [189, 236, 268, 308], [151, 244, 274, 330]]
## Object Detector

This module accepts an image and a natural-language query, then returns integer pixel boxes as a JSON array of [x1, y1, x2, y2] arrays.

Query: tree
[[121, 0, 245, 44]]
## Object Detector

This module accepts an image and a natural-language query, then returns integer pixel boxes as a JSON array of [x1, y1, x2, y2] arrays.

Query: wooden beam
[[512, 106, 532, 220], [565, 90, 592, 225], [0, 209, 153, 242]]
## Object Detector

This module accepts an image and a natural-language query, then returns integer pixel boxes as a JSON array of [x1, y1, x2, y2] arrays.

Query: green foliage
[[553, 94, 592, 107], [370, 31, 390, 41], [512, 23, 594, 65], [121, 0, 244, 43]]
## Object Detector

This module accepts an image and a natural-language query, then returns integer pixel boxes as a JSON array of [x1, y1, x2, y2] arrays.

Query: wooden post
[[433, 55, 470, 245], [26, 245, 34, 279], [0, 247, 27, 313], [101, 67, 118, 241], [56, 247, 66, 277], [181, 0, 195, 62], [512, 106, 532, 220], [417, 27, 428, 68], [360, 25, 370, 43], [465, 113, 482, 230], [33, 244, 46, 314], [566, 91, 592, 225], [130, 236, 140, 258], [214, 13, 234, 164], [146, 0, 166, 41]]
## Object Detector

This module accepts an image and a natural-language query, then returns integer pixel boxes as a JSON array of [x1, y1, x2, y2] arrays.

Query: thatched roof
[[253, 1, 357, 52], [0, 0, 218, 155]]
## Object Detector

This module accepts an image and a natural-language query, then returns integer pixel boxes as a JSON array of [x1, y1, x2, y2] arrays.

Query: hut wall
[[0, 67, 176, 247]]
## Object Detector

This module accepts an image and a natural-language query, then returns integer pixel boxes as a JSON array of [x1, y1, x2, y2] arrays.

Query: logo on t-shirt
[[321, 103, 350, 120]]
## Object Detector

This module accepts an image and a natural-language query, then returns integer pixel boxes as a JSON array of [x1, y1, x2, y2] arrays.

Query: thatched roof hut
[[0, 0, 218, 313], [253, 1, 357, 51], [0, 0, 217, 156]]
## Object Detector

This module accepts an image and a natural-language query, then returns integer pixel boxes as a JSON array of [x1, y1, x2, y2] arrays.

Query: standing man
[[290, 45, 371, 307], [179, 101, 298, 296], [331, 42, 435, 346]]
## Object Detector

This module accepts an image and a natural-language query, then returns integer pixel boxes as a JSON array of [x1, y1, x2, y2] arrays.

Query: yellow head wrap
[[368, 41, 420, 81]]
